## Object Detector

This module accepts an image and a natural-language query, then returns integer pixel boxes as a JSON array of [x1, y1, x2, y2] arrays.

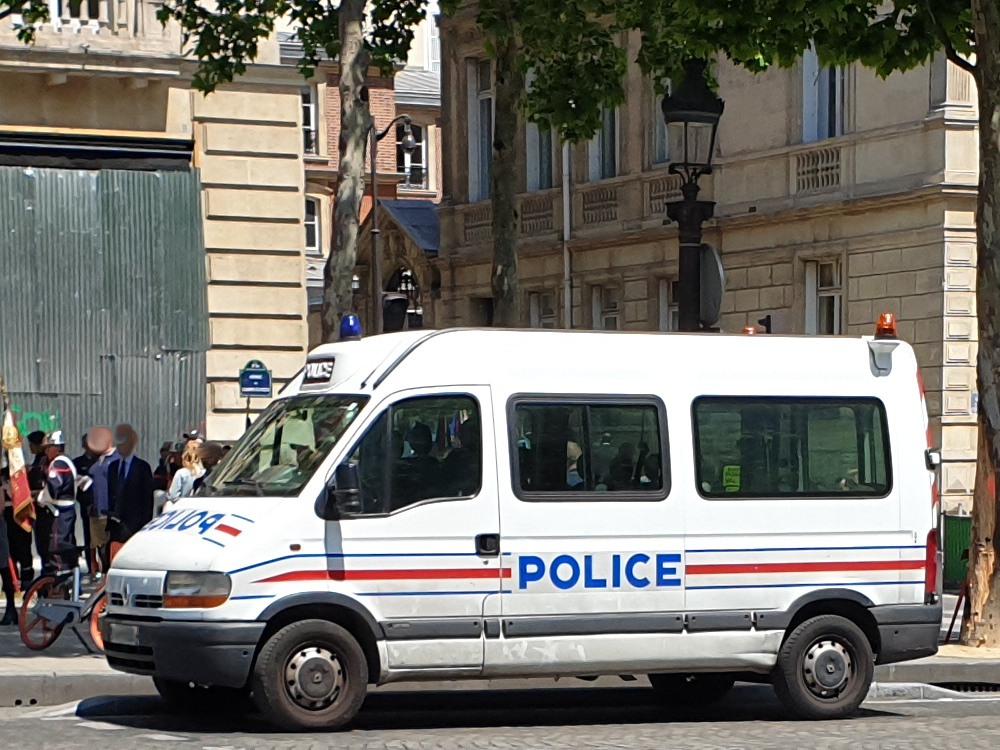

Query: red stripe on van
[[256, 567, 513, 584], [215, 525, 242, 537], [686, 560, 925, 576]]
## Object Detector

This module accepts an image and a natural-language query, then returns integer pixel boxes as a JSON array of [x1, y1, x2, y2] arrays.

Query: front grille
[[133, 595, 163, 609], [110, 593, 125, 606], [106, 643, 155, 675]]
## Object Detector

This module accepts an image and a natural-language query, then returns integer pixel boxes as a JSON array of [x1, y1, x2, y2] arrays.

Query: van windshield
[[201, 395, 368, 498]]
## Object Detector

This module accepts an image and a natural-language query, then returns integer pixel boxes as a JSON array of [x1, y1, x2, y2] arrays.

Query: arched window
[[387, 268, 423, 328]]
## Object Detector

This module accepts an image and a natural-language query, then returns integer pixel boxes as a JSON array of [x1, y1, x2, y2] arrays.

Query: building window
[[467, 60, 494, 202], [592, 285, 620, 330], [526, 124, 554, 192], [802, 47, 845, 142], [805, 260, 842, 334], [588, 107, 618, 181], [304, 198, 321, 256], [302, 86, 318, 154], [429, 17, 441, 72], [397, 123, 427, 189], [652, 83, 670, 165], [529, 291, 558, 328], [658, 278, 679, 331]]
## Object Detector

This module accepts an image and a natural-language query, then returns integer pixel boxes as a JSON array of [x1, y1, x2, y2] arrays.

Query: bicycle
[[18, 548, 107, 653]]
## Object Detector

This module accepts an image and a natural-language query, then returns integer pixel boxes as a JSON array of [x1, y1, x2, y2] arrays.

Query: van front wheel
[[648, 672, 736, 706], [773, 614, 874, 720], [251, 619, 368, 732]]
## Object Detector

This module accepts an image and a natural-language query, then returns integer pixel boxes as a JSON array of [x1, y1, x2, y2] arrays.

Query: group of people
[[0, 424, 230, 627]]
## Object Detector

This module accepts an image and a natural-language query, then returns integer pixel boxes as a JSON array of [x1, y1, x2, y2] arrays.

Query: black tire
[[773, 614, 874, 720], [153, 678, 252, 714], [250, 619, 368, 732], [648, 672, 736, 706]]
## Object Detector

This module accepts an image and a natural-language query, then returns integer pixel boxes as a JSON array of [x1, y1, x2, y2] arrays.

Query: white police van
[[102, 316, 942, 731]]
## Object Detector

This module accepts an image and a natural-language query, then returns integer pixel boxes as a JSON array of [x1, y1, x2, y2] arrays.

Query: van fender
[[256, 592, 385, 643], [755, 588, 877, 632]]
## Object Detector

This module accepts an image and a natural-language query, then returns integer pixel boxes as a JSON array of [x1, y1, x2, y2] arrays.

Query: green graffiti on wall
[[8, 405, 61, 437]]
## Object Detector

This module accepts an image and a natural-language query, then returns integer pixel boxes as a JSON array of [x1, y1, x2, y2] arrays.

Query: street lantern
[[662, 59, 724, 183], [370, 113, 417, 334], [663, 59, 725, 332]]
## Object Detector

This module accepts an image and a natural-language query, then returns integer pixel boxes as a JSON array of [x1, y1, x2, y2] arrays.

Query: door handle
[[476, 533, 500, 557]]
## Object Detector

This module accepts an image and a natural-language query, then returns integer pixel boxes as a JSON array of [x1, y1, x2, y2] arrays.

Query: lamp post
[[370, 113, 417, 334], [662, 59, 724, 332]]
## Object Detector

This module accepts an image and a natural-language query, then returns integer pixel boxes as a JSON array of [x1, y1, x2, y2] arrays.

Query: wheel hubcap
[[803, 639, 852, 698], [284, 647, 344, 711]]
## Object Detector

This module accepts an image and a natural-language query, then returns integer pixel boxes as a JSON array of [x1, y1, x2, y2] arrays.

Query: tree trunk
[[962, 0, 1000, 647], [488, 6, 523, 328], [321, 0, 372, 342]]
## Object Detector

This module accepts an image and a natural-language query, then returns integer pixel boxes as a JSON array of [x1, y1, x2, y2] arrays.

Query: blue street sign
[[239, 360, 273, 398]]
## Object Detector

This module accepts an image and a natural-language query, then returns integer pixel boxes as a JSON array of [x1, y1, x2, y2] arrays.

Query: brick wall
[[324, 72, 397, 174]]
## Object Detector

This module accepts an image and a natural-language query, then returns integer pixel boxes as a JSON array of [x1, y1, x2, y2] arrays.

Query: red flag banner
[[2, 409, 34, 533]]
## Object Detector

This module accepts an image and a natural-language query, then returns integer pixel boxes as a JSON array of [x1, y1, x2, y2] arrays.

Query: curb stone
[[3, 661, 1000, 709], [0, 673, 153, 709], [866, 682, 984, 701]]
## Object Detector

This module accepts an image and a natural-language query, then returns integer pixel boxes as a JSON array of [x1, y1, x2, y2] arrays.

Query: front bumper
[[102, 616, 266, 688], [871, 603, 942, 665]]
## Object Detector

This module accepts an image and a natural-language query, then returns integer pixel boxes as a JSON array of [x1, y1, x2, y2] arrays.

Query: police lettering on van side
[[517, 553, 682, 591]]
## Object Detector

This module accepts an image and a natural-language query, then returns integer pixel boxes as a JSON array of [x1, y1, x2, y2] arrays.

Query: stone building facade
[[0, 2, 310, 442], [435, 13, 979, 512]]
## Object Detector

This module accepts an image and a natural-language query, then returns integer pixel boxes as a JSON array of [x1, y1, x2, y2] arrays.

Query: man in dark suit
[[107, 424, 154, 547]]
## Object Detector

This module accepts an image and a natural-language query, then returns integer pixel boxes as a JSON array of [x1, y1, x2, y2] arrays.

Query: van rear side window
[[510, 397, 668, 501], [693, 397, 891, 499]]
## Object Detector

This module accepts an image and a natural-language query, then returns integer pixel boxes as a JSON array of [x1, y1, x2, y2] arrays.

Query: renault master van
[[101, 322, 941, 730]]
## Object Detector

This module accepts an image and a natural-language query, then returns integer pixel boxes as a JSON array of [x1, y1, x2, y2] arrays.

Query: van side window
[[693, 397, 891, 498], [342, 395, 482, 514], [511, 398, 667, 500]]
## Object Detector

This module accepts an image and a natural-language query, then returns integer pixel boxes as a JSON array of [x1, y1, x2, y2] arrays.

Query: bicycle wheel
[[19, 576, 65, 651], [89, 591, 107, 651]]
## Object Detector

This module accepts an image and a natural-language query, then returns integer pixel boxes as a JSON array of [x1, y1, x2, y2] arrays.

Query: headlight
[[163, 572, 231, 609]]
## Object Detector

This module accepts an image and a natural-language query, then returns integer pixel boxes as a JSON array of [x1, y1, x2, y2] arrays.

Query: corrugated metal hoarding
[[0, 166, 207, 461]]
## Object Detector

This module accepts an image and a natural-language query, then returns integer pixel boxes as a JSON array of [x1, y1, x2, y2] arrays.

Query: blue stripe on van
[[687, 580, 924, 591], [686, 545, 924, 554], [230, 514, 255, 524], [203, 538, 226, 548], [357, 589, 513, 597]]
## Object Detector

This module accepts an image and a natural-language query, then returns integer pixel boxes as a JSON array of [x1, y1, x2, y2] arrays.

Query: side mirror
[[315, 463, 362, 521]]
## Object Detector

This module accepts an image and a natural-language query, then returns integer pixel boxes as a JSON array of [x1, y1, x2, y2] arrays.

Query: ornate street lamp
[[662, 58, 724, 332], [370, 113, 417, 334]]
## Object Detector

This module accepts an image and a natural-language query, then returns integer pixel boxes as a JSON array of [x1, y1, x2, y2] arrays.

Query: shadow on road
[[69, 685, 897, 735]]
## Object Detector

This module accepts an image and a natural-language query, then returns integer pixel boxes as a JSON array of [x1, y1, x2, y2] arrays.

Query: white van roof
[[285, 329, 917, 400]]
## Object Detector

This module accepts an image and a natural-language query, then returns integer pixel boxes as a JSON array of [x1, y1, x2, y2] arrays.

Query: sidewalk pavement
[[0, 593, 995, 708]]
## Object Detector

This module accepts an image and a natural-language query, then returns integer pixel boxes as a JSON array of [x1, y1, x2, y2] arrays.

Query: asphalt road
[[2, 684, 1000, 750]]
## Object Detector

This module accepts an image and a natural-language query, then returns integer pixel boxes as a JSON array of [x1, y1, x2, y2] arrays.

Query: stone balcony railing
[[451, 172, 687, 248], [3, 0, 179, 55], [712, 120, 956, 216], [444, 117, 960, 253]]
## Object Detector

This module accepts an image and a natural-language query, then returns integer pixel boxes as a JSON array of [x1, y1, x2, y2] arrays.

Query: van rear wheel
[[250, 619, 368, 732], [648, 672, 736, 706], [773, 614, 874, 720]]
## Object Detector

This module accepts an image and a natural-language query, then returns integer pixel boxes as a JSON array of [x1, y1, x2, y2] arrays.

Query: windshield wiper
[[222, 478, 266, 497]]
